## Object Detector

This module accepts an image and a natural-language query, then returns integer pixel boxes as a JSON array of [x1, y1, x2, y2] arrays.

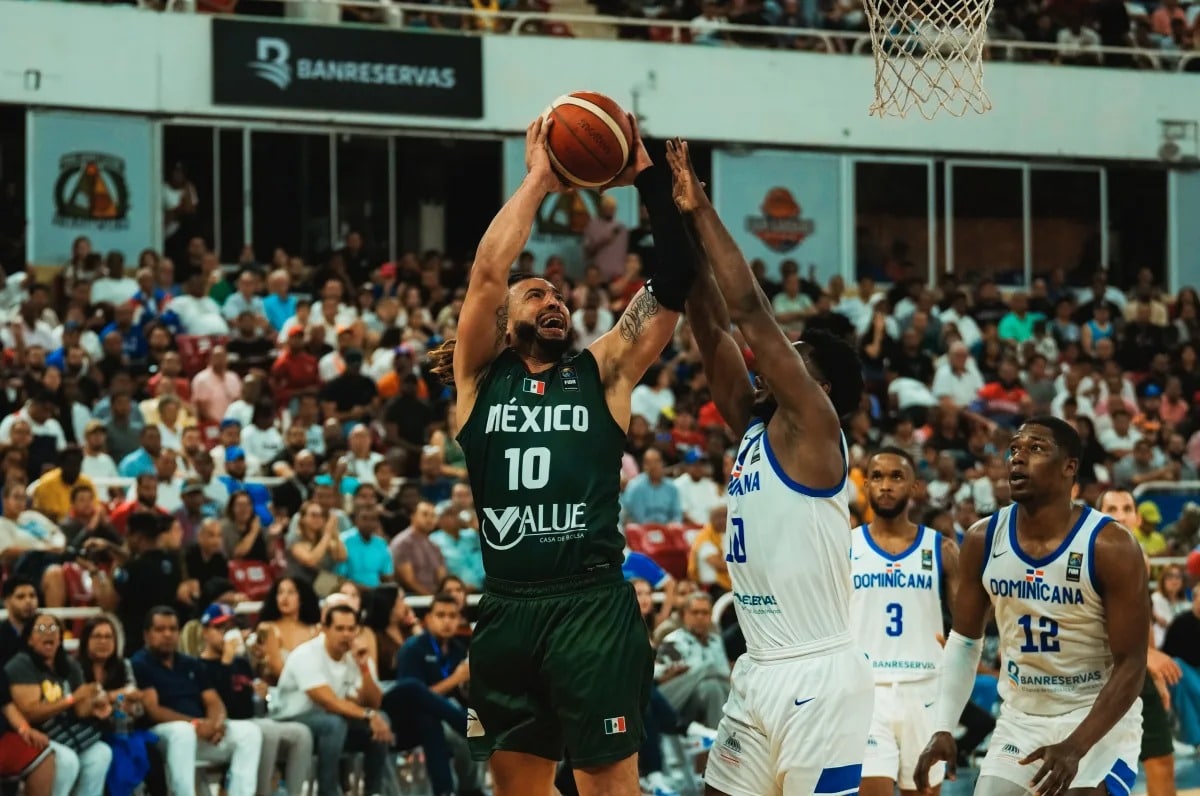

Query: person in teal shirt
[[997, 292, 1046, 344]]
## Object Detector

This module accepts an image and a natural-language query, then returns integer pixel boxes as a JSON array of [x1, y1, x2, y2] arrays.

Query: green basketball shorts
[[466, 568, 653, 768]]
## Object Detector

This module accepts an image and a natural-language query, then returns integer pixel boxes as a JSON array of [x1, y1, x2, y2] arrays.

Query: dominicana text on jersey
[[849, 525, 944, 680], [982, 503, 1114, 716], [722, 418, 855, 651]]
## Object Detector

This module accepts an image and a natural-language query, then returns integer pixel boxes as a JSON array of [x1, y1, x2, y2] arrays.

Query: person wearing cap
[[318, 324, 357, 384], [197, 603, 313, 796], [318, 348, 378, 435], [673, 448, 721, 527], [133, 605, 264, 796], [215, 447, 273, 527], [176, 481, 219, 548], [270, 325, 321, 412]]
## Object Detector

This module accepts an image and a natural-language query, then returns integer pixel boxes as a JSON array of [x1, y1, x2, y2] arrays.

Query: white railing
[[181, 0, 1200, 73]]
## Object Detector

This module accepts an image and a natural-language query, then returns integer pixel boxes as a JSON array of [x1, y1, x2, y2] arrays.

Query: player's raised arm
[[940, 534, 961, 622], [664, 139, 844, 487], [432, 119, 561, 412], [1021, 522, 1149, 796], [683, 226, 754, 436], [914, 518, 991, 792], [590, 123, 699, 428]]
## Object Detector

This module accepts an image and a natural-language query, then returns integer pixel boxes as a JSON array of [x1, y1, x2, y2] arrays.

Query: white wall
[[1, 0, 1197, 161]]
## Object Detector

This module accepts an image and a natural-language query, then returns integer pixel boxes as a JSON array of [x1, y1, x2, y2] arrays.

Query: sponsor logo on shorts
[[717, 733, 742, 767], [1000, 743, 1021, 757], [866, 736, 878, 747], [466, 709, 485, 738], [604, 716, 627, 735]]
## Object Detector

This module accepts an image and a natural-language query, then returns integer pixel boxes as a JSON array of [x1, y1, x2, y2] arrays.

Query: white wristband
[[934, 631, 984, 734]]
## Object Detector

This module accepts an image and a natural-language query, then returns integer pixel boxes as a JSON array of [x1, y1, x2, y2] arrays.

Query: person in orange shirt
[[375, 345, 429, 402], [687, 503, 732, 596]]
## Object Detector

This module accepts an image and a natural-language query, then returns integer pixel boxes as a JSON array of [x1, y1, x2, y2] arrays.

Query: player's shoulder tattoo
[[618, 290, 661, 343]]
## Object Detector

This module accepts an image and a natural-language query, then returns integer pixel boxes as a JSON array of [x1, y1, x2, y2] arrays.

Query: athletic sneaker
[[686, 721, 717, 752]]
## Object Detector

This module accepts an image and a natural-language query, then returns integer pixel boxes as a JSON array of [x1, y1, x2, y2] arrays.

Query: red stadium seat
[[629, 523, 692, 581]]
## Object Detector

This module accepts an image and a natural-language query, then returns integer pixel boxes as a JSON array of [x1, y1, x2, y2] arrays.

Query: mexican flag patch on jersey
[[522, 378, 546, 396], [604, 716, 627, 735]]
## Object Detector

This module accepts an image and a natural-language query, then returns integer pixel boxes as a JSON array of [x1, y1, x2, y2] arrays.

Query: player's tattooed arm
[[618, 290, 661, 343]]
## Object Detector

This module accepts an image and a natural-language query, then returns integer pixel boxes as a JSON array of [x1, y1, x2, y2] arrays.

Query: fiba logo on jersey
[[52, 152, 130, 229]]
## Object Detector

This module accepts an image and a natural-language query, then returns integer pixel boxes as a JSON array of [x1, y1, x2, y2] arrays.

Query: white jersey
[[981, 503, 1115, 717], [724, 418, 854, 655], [849, 524, 945, 683]]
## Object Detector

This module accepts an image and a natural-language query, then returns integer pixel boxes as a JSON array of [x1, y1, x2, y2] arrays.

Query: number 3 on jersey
[[504, 447, 550, 491], [726, 518, 747, 564]]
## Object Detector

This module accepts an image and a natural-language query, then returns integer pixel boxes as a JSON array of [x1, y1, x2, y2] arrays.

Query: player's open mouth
[[1009, 473, 1029, 485], [538, 315, 566, 332]]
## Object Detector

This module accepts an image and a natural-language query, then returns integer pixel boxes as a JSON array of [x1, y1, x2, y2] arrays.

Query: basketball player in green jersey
[[427, 117, 698, 796]]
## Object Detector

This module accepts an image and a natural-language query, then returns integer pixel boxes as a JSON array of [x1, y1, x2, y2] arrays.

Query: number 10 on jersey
[[504, 447, 550, 490], [726, 518, 747, 564]]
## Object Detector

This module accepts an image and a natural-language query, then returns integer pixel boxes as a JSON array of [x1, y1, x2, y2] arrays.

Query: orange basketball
[[543, 91, 634, 189]]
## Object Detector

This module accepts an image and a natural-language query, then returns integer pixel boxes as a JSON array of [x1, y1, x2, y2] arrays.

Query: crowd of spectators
[[0, 151, 1197, 793], [111, 0, 1200, 71]]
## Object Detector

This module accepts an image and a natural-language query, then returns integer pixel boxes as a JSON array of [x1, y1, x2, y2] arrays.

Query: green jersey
[[457, 348, 626, 583]]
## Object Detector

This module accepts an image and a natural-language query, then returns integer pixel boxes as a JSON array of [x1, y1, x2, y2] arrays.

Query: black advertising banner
[[211, 18, 483, 118]]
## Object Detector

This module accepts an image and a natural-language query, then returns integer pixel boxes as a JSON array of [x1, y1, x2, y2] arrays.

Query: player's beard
[[869, 495, 910, 520], [513, 320, 570, 362]]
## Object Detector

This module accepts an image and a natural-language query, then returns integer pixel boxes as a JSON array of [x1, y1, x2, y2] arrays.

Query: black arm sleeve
[[633, 155, 699, 313]]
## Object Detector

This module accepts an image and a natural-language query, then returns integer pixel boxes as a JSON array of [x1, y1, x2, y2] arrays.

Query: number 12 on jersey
[[726, 518, 747, 564], [1017, 614, 1060, 653]]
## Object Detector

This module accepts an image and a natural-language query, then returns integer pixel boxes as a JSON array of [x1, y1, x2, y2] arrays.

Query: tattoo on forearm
[[619, 291, 661, 343], [494, 304, 509, 349]]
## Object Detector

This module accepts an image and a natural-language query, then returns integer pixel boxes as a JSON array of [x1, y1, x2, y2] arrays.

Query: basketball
[[542, 91, 634, 189]]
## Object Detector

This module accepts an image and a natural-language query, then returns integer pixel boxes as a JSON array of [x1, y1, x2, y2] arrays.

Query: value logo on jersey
[[480, 503, 587, 550]]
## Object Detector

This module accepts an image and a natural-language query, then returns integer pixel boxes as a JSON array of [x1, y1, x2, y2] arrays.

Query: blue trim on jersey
[[861, 524, 926, 562], [814, 763, 862, 794], [983, 510, 1000, 561], [933, 527, 944, 593], [1104, 758, 1136, 796], [761, 426, 847, 498], [1008, 506, 1093, 569], [1087, 513, 1114, 594]]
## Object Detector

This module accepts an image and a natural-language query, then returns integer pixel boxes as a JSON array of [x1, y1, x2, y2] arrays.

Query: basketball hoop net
[[863, 0, 995, 119]]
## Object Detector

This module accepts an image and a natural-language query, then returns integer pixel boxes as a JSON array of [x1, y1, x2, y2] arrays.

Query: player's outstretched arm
[[915, 518, 990, 793], [1020, 522, 1149, 796], [683, 226, 754, 434], [664, 139, 841, 487], [442, 118, 560, 406], [591, 123, 697, 429], [940, 535, 961, 618]]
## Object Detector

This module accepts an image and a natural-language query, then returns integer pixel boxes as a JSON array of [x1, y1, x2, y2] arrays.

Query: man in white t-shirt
[[0, 396, 68, 451], [272, 604, 394, 796], [673, 449, 721, 526]]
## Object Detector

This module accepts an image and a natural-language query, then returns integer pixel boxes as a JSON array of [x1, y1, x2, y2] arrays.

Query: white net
[[863, 0, 995, 119]]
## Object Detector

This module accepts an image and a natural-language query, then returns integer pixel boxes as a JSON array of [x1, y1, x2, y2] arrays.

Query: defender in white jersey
[[665, 139, 873, 796], [850, 448, 959, 796], [915, 417, 1149, 796]]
